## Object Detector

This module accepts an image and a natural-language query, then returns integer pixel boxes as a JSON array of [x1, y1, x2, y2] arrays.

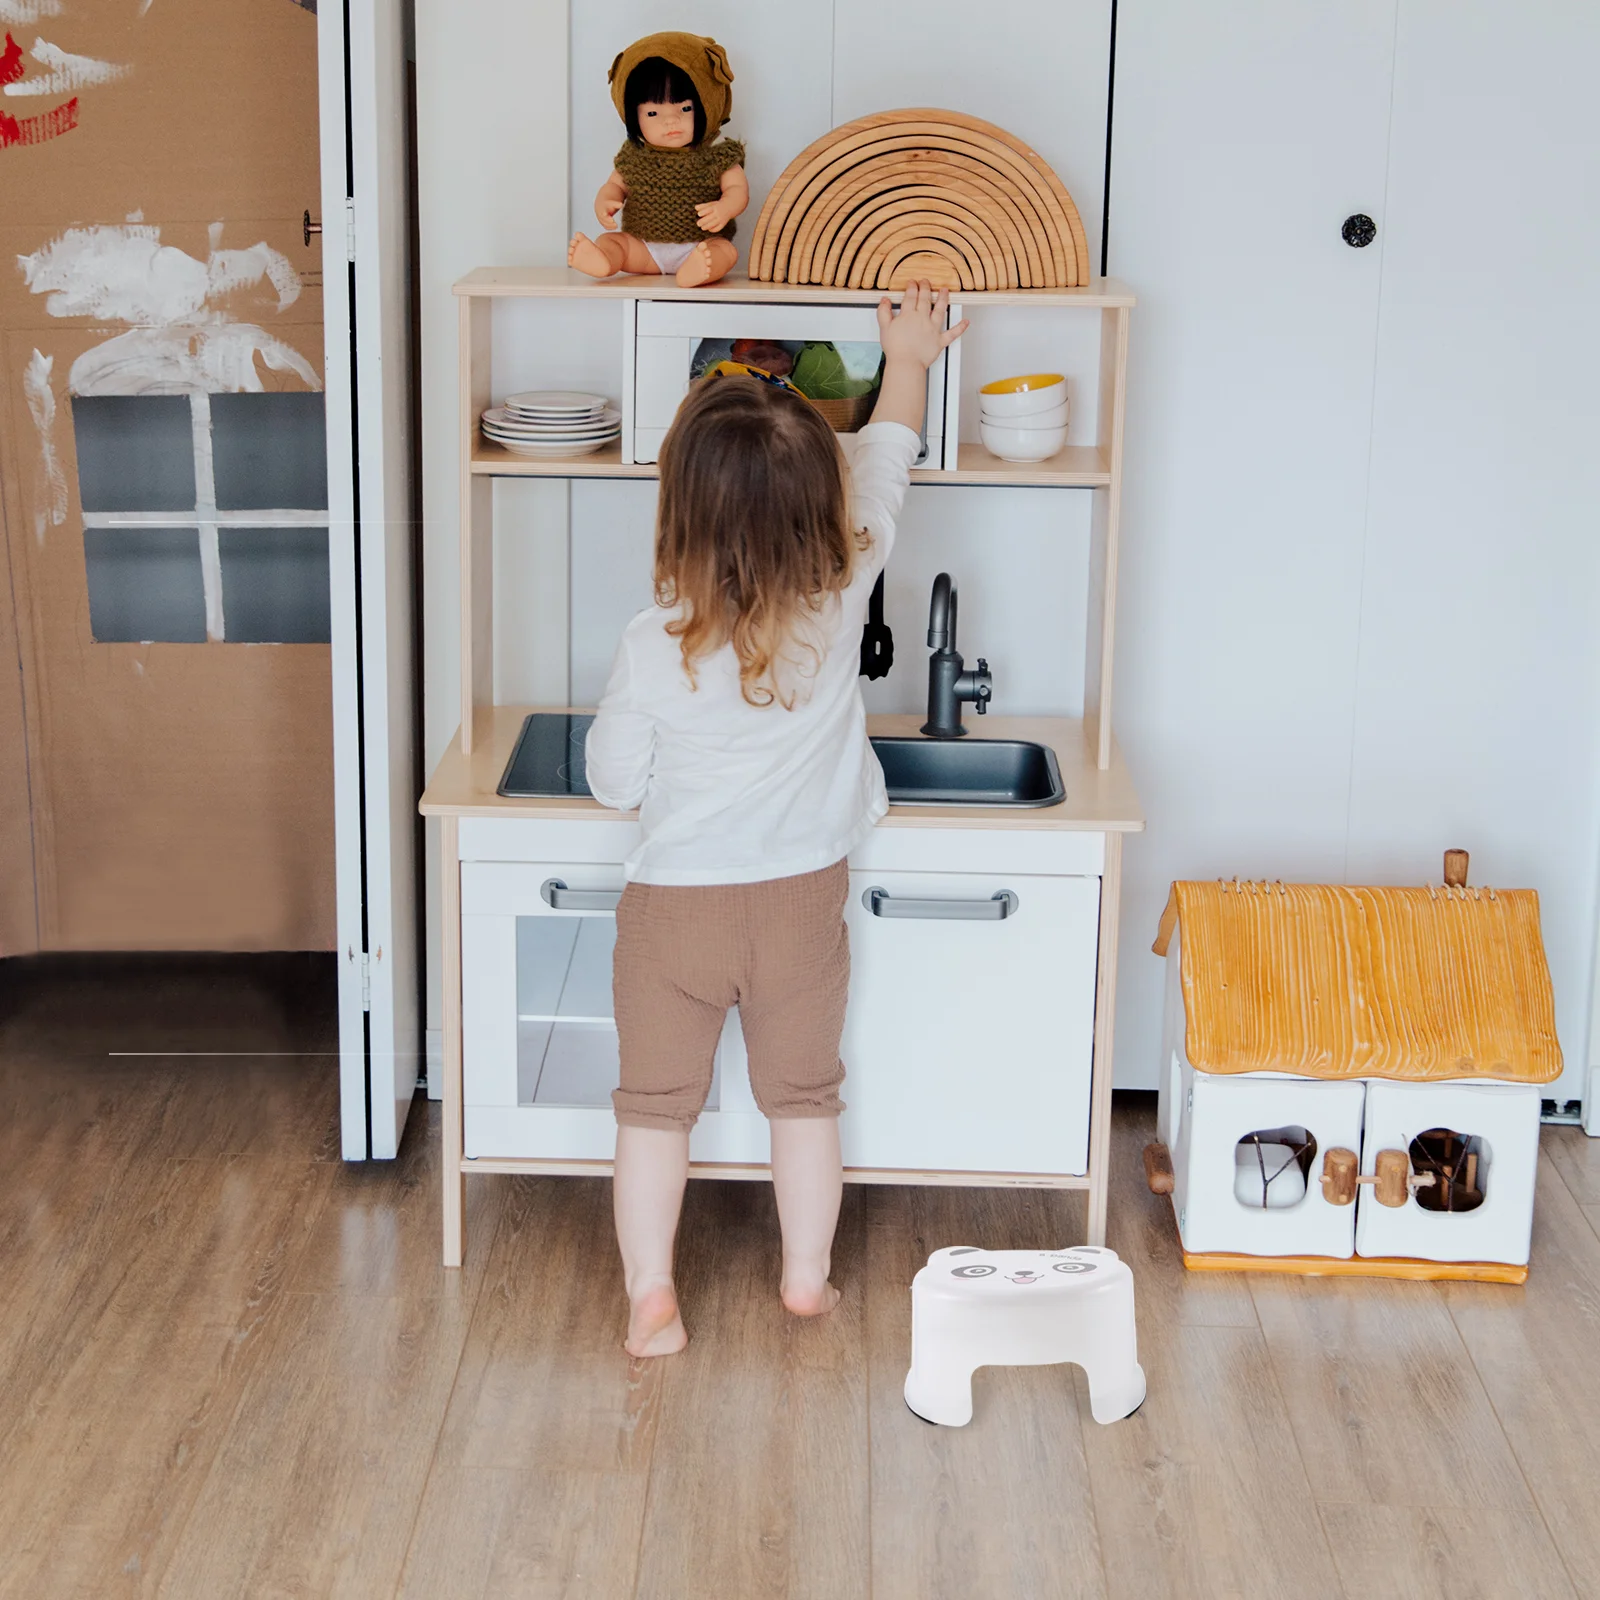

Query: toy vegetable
[[568, 32, 748, 289]]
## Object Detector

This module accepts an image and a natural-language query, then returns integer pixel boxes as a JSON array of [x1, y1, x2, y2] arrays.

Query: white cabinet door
[[460, 861, 766, 1163], [1355, 1080, 1541, 1268], [840, 870, 1101, 1175]]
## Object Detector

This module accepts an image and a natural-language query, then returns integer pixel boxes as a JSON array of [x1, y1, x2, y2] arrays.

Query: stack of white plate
[[481, 391, 620, 457]]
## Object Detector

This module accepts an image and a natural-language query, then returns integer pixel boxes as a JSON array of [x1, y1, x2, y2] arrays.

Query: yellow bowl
[[978, 373, 1067, 418]]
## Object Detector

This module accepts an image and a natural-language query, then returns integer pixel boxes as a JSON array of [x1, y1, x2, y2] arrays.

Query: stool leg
[[1081, 1356, 1146, 1424], [904, 1352, 976, 1427]]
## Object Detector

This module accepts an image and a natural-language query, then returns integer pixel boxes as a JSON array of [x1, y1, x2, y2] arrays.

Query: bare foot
[[625, 1281, 688, 1357], [569, 232, 617, 279], [780, 1275, 841, 1317], [674, 241, 727, 288]]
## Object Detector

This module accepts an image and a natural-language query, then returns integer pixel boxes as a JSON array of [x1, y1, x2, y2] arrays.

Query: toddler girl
[[586, 283, 968, 1356]]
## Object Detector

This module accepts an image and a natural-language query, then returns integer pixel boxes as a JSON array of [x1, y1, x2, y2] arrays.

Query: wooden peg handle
[[1321, 1147, 1358, 1206], [1444, 849, 1469, 888], [1143, 1141, 1175, 1195]]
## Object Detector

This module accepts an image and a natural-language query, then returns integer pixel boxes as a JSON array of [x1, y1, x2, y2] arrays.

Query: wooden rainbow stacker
[[1142, 851, 1562, 1284]]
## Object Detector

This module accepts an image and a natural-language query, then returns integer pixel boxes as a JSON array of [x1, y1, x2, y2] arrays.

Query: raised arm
[[870, 282, 969, 435]]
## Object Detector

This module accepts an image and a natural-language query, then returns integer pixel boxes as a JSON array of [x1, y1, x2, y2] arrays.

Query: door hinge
[[345, 197, 357, 263], [360, 951, 371, 1012]]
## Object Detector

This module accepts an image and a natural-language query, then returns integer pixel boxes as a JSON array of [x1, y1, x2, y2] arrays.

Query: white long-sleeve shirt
[[585, 420, 921, 885]]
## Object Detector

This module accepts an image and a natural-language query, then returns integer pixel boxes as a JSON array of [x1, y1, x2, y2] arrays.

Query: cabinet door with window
[[459, 855, 769, 1164]]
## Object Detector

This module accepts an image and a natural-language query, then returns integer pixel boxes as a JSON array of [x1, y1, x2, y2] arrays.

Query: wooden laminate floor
[[3, 955, 1598, 1599]]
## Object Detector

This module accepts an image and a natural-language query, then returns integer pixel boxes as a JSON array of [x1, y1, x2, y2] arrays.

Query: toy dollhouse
[[1143, 852, 1562, 1283]]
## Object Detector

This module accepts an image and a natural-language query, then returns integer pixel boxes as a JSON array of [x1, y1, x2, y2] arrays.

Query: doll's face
[[638, 97, 696, 148]]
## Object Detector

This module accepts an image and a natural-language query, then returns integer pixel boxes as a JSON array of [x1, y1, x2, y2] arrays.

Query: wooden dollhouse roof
[[1152, 880, 1562, 1083]]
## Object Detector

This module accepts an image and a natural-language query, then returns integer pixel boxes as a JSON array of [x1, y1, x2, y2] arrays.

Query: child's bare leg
[[769, 1116, 843, 1316], [568, 230, 658, 279], [613, 1123, 691, 1355], [676, 237, 739, 288]]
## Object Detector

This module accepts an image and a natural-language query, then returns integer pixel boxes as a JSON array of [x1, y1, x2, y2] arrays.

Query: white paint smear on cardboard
[[0, 0, 63, 23], [70, 324, 316, 395], [4, 37, 130, 96], [23, 349, 68, 537], [17, 223, 317, 395]]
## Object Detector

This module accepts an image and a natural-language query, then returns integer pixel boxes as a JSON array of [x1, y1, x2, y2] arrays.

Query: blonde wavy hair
[[655, 374, 868, 708]]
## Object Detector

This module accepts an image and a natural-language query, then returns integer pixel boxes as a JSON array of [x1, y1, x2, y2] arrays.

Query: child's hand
[[596, 195, 623, 231], [695, 199, 734, 233], [876, 282, 969, 371]]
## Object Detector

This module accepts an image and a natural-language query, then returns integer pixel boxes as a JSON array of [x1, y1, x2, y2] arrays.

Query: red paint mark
[[0, 96, 80, 150], [0, 34, 24, 87]]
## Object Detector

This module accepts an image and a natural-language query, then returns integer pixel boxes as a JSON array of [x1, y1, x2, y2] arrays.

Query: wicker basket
[[808, 391, 877, 433]]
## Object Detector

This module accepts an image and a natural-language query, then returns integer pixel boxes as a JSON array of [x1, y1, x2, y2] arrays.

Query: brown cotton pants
[[611, 859, 850, 1131]]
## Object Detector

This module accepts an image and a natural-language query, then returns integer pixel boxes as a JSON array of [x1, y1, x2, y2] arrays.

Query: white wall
[[414, 0, 570, 1031]]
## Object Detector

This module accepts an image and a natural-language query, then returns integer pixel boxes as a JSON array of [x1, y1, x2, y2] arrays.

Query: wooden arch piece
[[749, 108, 1090, 288]]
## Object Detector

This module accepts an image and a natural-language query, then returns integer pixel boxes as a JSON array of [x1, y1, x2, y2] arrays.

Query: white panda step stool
[[904, 1246, 1146, 1427]]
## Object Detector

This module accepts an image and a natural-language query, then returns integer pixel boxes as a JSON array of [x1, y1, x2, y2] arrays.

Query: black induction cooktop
[[498, 713, 596, 798]]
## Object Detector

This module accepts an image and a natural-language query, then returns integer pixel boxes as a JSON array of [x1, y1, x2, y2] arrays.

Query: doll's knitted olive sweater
[[615, 138, 746, 243]]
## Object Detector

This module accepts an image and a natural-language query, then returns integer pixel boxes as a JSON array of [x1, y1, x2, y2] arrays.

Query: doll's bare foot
[[569, 232, 619, 279], [780, 1269, 841, 1318], [625, 1279, 688, 1357], [675, 239, 735, 288]]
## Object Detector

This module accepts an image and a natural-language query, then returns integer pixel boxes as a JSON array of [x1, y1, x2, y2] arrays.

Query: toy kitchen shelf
[[425, 265, 1141, 1267]]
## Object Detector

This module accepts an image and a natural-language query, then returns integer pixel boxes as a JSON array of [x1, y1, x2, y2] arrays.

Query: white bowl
[[976, 374, 1068, 418], [979, 420, 1068, 463], [979, 399, 1068, 431]]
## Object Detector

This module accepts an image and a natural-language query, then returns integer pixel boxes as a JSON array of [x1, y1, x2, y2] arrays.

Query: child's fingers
[[941, 317, 971, 348], [876, 295, 894, 339]]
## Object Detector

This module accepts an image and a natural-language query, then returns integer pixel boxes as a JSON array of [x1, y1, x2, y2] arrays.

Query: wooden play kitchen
[[421, 116, 1142, 1266]]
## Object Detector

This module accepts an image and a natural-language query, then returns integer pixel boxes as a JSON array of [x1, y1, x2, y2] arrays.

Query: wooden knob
[[1143, 1141, 1175, 1195], [1443, 849, 1469, 888], [1374, 1148, 1412, 1207], [1320, 1147, 1358, 1206]]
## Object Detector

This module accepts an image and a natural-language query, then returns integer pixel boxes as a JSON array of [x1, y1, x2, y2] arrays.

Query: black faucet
[[920, 573, 992, 738]]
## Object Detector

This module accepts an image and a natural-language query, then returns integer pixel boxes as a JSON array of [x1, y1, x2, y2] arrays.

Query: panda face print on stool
[[929, 1246, 1113, 1290]]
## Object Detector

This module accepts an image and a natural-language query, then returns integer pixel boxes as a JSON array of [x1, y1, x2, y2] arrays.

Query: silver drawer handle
[[863, 886, 1018, 921], [540, 878, 622, 912]]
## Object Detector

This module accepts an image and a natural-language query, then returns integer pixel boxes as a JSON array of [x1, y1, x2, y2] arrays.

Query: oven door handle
[[540, 878, 623, 913]]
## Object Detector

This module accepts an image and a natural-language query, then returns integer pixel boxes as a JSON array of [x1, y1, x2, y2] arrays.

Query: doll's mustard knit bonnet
[[608, 31, 735, 139]]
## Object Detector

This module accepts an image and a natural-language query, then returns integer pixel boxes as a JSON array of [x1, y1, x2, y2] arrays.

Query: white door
[[320, 0, 420, 1159], [840, 870, 1101, 1174], [1106, 1, 1401, 1087]]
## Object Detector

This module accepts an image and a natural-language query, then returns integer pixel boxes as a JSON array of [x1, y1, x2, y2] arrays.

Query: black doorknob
[[1341, 214, 1376, 248], [303, 208, 322, 247]]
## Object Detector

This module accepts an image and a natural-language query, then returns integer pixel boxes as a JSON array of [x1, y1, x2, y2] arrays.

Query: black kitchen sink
[[869, 737, 1065, 807], [499, 713, 1064, 808]]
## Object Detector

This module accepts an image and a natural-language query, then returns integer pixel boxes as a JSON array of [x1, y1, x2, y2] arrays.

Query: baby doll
[[568, 32, 748, 289]]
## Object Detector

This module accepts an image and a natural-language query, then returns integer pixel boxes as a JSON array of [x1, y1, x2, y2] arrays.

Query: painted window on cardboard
[[73, 393, 330, 645]]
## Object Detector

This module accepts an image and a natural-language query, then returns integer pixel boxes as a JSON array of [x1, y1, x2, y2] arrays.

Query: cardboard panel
[[0, 0, 333, 950]]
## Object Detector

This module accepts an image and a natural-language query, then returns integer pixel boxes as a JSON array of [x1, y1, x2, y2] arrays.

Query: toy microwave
[[620, 299, 962, 468]]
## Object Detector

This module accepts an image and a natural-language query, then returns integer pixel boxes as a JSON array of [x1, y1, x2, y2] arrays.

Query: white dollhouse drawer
[[1354, 1080, 1541, 1266], [1171, 1068, 1365, 1259]]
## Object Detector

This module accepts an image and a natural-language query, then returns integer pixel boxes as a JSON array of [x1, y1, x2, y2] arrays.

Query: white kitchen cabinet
[[841, 869, 1101, 1175], [454, 835, 1109, 1181]]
